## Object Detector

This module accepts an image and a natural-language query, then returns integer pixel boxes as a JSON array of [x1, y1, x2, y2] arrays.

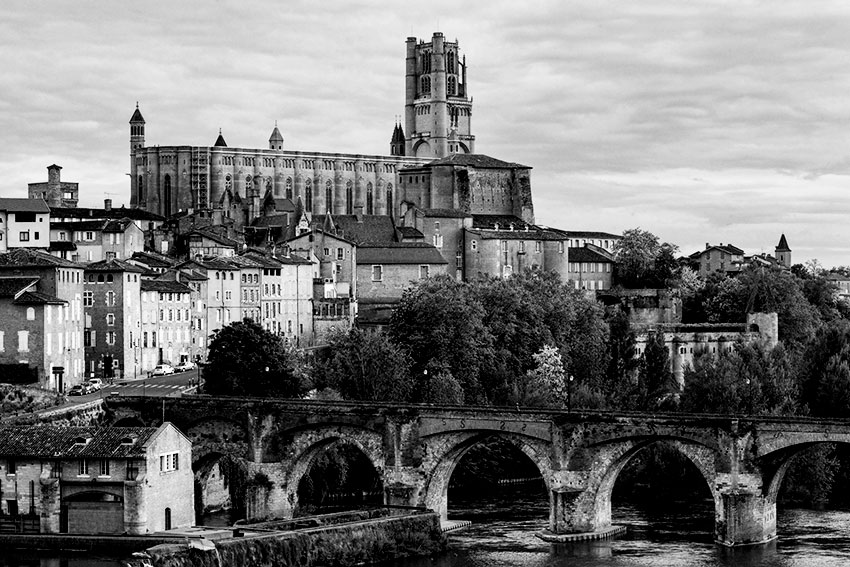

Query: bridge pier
[[715, 490, 776, 546], [550, 488, 598, 534]]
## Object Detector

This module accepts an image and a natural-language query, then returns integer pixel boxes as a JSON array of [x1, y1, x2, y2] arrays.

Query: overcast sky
[[3, 0, 850, 266]]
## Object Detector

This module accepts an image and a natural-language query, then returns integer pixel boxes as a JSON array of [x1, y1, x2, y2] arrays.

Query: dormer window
[[73, 436, 89, 445]]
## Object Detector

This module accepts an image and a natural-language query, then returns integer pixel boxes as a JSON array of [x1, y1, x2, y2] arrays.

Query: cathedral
[[129, 32, 479, 225]]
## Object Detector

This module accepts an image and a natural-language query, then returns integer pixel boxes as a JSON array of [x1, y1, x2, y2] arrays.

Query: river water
[[389, 483, 850, 567], [4, 485, 850, 566]]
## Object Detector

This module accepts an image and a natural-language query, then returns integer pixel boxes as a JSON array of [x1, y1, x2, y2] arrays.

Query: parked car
[[151, 364, 174, 376], [86, 378, 104, 391], [174, 361, 196, 372], [67, 384, 87, 396]]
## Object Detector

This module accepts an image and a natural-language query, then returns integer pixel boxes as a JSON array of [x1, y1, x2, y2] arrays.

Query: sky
[[3, 0, 850, 266]]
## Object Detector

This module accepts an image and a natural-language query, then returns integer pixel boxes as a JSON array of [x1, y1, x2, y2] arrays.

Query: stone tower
[[775, 234, 791, 268], [404, 32, 474, 159], [129, 104, 145, 207]]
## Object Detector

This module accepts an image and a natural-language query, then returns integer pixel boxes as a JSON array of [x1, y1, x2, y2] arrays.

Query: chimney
[[705, 243, 709, 249], [104, 199, 112, 211]]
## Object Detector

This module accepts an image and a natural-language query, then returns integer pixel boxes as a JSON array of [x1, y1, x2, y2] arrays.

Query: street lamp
[[568, 375, 575, 413]]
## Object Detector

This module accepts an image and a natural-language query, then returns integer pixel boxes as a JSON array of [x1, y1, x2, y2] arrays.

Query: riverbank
[[127, 508, 445, 567]]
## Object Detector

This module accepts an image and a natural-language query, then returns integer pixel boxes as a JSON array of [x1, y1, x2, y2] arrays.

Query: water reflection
[[389, 484, 850, 567]]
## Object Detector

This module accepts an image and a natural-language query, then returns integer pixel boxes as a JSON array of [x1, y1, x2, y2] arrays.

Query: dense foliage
[[203, 318, 305, 397]]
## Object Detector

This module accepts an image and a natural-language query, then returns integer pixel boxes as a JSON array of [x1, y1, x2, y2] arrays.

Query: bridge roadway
[[105, 395, 850, 547]]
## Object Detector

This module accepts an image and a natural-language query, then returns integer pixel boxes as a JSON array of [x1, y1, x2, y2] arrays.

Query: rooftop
[[0, 198, 51, 213], [0, 426, 159, 458], [356, 242, 447, 264]]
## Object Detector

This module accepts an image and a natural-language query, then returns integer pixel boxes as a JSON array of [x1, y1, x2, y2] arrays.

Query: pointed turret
[[269, 121, 284, 150], [390, 119, 405, 156], [775, 234, 791, 268], [214, 128, 227, 147]]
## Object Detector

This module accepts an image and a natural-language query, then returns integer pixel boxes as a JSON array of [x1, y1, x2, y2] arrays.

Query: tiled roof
[[569, 247, 614, 263], [422, 153, 530, 169], [188, 229, 238, 247], [776, 233, 790, 251], [51, 220, 107, 232], [689, 244, 745, 259], [397, 226, 424, 239], [14, 291, 65, 305], [0, 249, 82, 268], [141, 279, 192, 293], [50, 207, 164, 222], [0, 426, 157, 458], [0, 277, 38, 298], [357, 243, 447, 264], [325, 215, 399, 245], [251, 214, 290, 228], [130, 251, 176, 268], [422, 208, 470, 218], [547, 229, 622, 240], [466, 228, 566, 241], [85, 259, 146, 273], [103, 218, 135, 233], [49, 241, 77, 251], [0, 198, 50, 213], [472, 215, 534, 230]]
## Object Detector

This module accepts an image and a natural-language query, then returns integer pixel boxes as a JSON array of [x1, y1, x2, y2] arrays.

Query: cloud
[[3, 0, 850, 265]]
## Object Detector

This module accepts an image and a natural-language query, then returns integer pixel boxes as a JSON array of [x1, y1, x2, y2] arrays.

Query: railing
[[0, 513, 39, 534]]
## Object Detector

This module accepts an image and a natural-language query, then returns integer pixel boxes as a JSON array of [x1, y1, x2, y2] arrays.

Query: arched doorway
[[61, 491, 124, 534]]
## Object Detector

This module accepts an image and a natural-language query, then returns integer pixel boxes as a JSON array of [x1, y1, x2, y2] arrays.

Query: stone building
[[27, 164, 78, 208], [635, 312, 779, 387], [0, 424, 193, 534], [0, 249, 85, 391], [83, 259, 144, 380], [567, 246, 615, 291]]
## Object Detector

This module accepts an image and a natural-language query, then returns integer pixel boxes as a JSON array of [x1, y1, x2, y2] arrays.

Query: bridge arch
[[276, 425, 386, 517], [420, 431, 553, 520], [184, 416, 252, 464], [580, 436, 719, 532], [760, 440, 850, 508]]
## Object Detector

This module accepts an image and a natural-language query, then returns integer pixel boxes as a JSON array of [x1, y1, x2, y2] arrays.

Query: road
[[70, 369, 200, 402]]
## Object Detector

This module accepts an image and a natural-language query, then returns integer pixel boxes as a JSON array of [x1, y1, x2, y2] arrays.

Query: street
[[71, 368, 200, 402]]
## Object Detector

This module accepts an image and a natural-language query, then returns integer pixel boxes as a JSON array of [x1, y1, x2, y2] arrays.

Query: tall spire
[[214, 128, 227, 147]]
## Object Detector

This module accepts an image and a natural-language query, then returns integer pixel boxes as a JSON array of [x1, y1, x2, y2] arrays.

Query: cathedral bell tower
[[404, 32, 474, 159], [129, 103, 146, 207]]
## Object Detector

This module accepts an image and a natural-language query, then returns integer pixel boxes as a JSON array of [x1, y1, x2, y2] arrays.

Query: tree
[[204, 318, 304, 397], [604, 307, 639, 406], [613, 228, 679, 288], [800, 320, 850, 417], [318, 328, 414, 402], [389, 276, 495, 404], [520, 345, 567, 408], [628, 331, 676, 410], [680, 341, 798, 415]]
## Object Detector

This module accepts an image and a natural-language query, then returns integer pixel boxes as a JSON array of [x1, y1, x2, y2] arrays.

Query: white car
[[151, 364, 174, 376], [174, 361, 196, 372], [85, 378, 104, 391]]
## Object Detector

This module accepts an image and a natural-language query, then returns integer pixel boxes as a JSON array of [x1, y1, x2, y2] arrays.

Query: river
[[4, 484, 850, 566]]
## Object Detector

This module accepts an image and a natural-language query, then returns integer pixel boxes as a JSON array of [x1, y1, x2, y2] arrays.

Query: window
[[160, 452, 179, 472], [99, 458, 110, 476], [78, 459, 89, 476], [225, 291, 232, 300], [323, 248, 330, 257], [83, 291, 93, 306], [337, 248, 344, 260], [34, 231, 39, 240], [419, 265, 430, 279], [26, 307, 35, 321], [106, 331, 116, 345], [471, 240, 477, 251], [105, 291, 115, 306], [559, 241, 564, 254], [106, 313, 115, 326], [518, 241, 525, 253], [85, 231, 94, 241], [83, 329, 93, 347], [371, 265, 383, 282], [19, 231, 29, 241], [6, 459, 15, 475], [17, 331, 28, 352], [535, 241, 542, 253]]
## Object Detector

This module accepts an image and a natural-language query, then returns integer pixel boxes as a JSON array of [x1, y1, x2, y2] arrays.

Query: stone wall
[[127, 510, 445, 567]]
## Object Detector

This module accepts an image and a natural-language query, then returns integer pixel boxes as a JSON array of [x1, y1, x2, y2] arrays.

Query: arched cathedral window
[[345, 180, 353, 214], [285, 177, 293, 200], [326, 180, 333, 212], [448, 76, 457, 97], [366, 183, 373, 215], [225, 175, 232, 193], [447, 51, 456, 74], [386, 184, 393, 218], [305, 178, 312, 212]]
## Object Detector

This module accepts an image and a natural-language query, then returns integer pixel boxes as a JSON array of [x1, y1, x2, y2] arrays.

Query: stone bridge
[[105, 395, 850, 546]]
